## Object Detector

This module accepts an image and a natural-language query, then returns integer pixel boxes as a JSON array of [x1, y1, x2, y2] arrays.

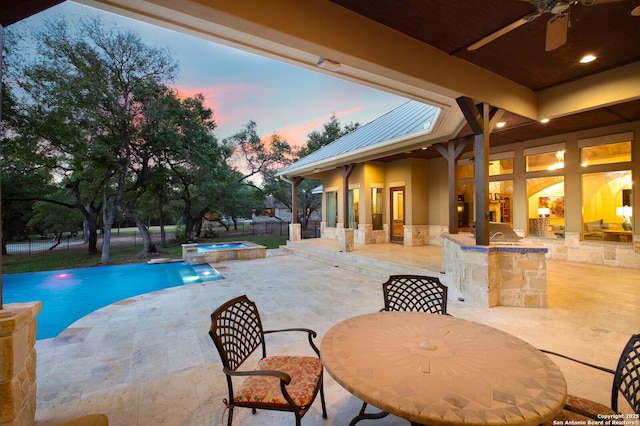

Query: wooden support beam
[[340, 164, 356, 226], [455, 97, 504, 245], [291, 177, 304, 224], [433, 137, 471, 235]]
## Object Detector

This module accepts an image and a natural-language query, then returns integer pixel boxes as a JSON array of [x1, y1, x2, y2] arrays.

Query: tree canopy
[[1, 14, 360, 261], [1, 16, 282, 262]]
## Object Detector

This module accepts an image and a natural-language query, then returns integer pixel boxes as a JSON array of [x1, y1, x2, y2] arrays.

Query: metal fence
[[4, 236, 82, 255], [205, 220, 320, 239], [4, 220, 322, 255]]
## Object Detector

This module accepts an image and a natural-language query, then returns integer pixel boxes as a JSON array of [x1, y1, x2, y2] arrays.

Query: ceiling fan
[[467, 0, 621, 52]]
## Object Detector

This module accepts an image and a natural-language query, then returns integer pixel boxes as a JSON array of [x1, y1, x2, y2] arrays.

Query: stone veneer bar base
[[0, 302, 41, 426], [442, 235, 548, 308]]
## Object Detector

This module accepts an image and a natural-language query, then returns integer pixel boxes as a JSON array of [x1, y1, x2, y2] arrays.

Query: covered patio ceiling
[[2, 0, 640, 160]]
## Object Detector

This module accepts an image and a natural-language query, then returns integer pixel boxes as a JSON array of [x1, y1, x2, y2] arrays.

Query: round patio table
[[321, 312, 567, 426]]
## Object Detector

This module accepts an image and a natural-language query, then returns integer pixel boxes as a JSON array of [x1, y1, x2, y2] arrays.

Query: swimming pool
[[3, 261, 222, 340]]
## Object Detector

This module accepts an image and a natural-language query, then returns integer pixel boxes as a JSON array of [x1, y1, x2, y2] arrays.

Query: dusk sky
[[15, 1, 407, 148]]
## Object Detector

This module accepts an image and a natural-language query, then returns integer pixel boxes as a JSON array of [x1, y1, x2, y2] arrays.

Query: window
[[524, 143, 566, 172], [526, 150, 565, 172], [526, 177, 565, 238], [582, 171, 632, 243], [458, 153, 513, 177], [457, 163, 474, 179], [456, 183, 474, 230], [372, 187, 383, 230], [348, 188, 359, 229], [392, 190, 404, 221], [489, 180, 513, 224], [489, 152, 514, 176], [581, 141, 631, 167], [326, 191, 338, 228], [489, 158, 514, 176]]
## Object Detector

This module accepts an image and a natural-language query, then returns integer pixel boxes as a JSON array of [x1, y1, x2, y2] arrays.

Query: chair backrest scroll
[[209, 295, 266, 371], [382, 275, 448, 314]]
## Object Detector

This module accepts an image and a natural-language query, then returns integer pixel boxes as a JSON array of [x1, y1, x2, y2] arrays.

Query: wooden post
[[340, 164, 356, 226], [291, 177, 304, 224], [433, 138, 470, 235], [456, 97, 504, 245]]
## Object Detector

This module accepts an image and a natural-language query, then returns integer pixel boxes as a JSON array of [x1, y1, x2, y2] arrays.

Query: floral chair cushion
[[233, 356, 323, 409], [543, 394, 616, 425]]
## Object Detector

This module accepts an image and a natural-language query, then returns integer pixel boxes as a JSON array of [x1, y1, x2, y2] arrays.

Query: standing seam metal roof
[[279, 100, 441, 174]]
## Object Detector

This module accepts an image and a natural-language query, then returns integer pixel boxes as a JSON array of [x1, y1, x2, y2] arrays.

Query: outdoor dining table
[[321, 311, 567, 426]]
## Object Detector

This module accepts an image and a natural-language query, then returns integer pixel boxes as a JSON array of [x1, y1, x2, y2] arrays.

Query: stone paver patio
[[33, 248, 639, 425]]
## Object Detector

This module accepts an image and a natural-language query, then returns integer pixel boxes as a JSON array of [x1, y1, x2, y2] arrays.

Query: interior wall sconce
[[316, 57, 341, 72], [538, 207, 550, 217], [616, 205, 633, 231]]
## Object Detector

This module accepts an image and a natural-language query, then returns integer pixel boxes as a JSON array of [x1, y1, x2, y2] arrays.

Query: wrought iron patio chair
[[208, 295, 327, 426], [541, 333, 639, 424], [353, 275, 449, 425], [382, 274, 448, 314]]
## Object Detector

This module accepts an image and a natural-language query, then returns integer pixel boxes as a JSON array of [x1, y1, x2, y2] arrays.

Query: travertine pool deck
[[34, 246, 639, 425]]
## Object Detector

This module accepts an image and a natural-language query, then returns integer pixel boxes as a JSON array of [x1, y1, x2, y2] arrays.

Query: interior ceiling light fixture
[[496, 121, 506, 128], [580, 54, 597, 63], [316, 57, 341, 72], [540, 118, 550, 124], [632, 5, 640, 16]]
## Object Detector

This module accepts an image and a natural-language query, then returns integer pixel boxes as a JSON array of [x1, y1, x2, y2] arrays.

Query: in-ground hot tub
[[182, 241, 266, 265]]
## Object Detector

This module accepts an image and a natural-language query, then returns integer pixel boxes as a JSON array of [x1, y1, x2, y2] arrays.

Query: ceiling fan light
[[580, 54, 597, 64]]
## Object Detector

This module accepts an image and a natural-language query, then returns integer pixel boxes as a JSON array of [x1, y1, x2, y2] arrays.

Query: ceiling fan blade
[[545, 14, 568, 51], [467, 12, 540, 51]]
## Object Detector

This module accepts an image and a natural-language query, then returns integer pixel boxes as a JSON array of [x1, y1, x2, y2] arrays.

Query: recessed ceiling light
[[496, 121, 506, 128], [540, 118, 550, 124], [580, 54, 596, 64]]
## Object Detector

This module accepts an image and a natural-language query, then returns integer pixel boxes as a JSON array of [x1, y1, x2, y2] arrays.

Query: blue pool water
[[195, 242, 251, 254], [3, 262, 222, 340]]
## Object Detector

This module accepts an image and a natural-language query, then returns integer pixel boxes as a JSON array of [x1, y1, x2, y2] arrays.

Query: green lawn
[[2, 234, 287, 274]]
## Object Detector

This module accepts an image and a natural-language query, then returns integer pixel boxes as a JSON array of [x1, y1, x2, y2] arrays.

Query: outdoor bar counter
[[441, 234, 548, 308]]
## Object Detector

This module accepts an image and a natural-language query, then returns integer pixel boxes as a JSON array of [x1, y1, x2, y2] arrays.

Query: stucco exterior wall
[[409, 158, 430, 225], [427, 156, 449, 227]]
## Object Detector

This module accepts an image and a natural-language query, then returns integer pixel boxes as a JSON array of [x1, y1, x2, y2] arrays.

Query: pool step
[[282, 240, 434, 280]]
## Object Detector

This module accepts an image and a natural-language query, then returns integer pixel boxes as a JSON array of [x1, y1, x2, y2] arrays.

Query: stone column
[[338, 228, 354, 252], [404, 225, 428, 247], [0, 302, 41, 426], [356, 223, 372, 245], [289, 223, 301, 241]]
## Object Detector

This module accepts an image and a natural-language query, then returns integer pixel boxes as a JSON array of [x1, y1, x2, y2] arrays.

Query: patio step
[[282, 240, 437, 280]]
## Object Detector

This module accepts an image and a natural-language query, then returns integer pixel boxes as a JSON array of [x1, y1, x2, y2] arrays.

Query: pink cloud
[[174, 82, 275, 133]]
